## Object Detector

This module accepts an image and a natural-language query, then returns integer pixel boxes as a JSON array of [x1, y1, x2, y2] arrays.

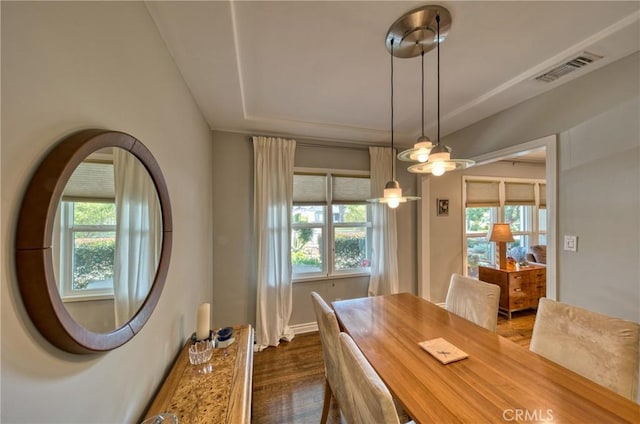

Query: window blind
[[465, 180, 500, 207], [332, 176, 370, 202], [504, 182, 535, 205], [293, 174, 327, 203], [63, 162, 115, 200]]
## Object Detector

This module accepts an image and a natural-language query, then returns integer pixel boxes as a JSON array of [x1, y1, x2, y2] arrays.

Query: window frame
[[292, 168, 371, 282], [59, 199, 116, 301]]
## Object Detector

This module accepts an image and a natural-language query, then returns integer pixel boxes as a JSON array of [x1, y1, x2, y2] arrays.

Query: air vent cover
[[534, 52, 603, 83]]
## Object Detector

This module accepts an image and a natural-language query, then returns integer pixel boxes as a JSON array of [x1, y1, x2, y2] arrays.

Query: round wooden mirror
[[15, 129, 172, 354]]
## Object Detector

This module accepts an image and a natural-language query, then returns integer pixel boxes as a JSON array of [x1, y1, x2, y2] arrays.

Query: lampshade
[[407, 144, 474, 176], [367, 179, 419, 209], [397, 139, 432, 163], [488, 223, 515, 243]]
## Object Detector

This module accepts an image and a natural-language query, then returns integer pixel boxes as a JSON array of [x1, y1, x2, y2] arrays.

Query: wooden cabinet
[[143, 324, 254, 424], [478, 266, 546, 319]]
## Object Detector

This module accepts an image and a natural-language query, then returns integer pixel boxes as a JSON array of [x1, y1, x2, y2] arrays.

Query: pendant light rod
[[390, 38, 395, 180], [436, 14, 441, 147], [421, 49, 425, 138]]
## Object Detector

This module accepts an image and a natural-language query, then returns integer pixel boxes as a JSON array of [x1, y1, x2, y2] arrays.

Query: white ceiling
[[146, 1, 639, 147]]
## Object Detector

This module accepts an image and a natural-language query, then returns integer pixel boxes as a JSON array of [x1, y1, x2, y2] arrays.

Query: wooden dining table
[[332, 293, 639, 423]]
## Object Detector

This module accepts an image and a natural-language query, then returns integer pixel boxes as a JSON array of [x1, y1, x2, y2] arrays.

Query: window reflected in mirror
[[53, 148, 162, 333], [60, 200, 116, 298]]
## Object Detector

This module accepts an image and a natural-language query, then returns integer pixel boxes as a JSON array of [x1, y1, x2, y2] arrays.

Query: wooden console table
[[143, 324, 254, 424], [479, 265, 546, 319]]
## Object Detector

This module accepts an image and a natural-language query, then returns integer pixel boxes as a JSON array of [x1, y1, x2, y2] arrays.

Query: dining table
[[332, 293, 639, 423]]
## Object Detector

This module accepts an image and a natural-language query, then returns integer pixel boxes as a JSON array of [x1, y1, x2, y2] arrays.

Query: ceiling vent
[[534, 52, 603, 83]]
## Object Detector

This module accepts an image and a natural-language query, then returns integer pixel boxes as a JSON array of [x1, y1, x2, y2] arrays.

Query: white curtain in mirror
[[368, 147, 399, 296], [253, 136, 296, 351], [113, 150, 162, 327]]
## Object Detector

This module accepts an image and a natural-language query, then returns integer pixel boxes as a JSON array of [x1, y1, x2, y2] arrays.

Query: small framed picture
[[437, 198, 449, 216]]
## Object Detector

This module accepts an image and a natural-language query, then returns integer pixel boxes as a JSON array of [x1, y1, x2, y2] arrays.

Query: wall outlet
[[564, 235, 578, 252]]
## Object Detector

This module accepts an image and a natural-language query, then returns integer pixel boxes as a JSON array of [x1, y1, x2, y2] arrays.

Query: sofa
[[526, 245, 547, 266]]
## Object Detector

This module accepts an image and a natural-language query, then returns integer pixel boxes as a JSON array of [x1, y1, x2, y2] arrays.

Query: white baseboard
[[290, 321, 318, 335]]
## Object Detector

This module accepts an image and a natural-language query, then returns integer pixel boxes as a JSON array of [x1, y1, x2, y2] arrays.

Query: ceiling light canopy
[[388, 5, 474, 176]]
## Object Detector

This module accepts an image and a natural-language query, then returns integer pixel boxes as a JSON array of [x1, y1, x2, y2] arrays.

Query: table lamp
[[488, 223, 514, 270]]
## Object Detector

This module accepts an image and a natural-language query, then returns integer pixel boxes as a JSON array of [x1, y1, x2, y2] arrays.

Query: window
[[57, 159, 116, 300], [59, 200, 116, 299], [291, 171, 371, 280], [464, 177, 546, 277]]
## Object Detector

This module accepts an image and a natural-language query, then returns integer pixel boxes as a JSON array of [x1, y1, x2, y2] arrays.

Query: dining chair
[[339, 332, 414, 424], [530, 297, 639, 400], [445, 273, 500, 332], [310, 292, 355, 424]]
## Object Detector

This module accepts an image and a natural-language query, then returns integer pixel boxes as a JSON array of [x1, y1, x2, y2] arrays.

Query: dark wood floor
[[251, 310, 536, 423]]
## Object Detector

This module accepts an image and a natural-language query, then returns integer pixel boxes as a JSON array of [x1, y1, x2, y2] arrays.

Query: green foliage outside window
[[342, 205, 366, 222], [466, 207, 491, 232], [73, 202, 116, 225], [73, 237, 115, 289], [334, 231, 367, 270]]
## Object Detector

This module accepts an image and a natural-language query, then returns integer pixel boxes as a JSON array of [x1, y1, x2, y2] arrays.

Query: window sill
[[293, 272, 370, 283], [62, 293, 114, 303]]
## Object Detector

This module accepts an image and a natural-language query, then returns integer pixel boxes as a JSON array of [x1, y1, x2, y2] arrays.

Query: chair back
[[445, 273, 500, 332], [338, 332, 401, 424], [530, 297, 639, 400], [310, 292, 355, 422]]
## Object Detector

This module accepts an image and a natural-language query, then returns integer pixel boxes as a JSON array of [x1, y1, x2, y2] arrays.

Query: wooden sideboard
[[478, 265, 546, 319], [143, 324, 254, 424]]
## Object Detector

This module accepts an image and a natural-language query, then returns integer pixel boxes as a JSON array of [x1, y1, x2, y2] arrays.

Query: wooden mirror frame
[[15, 129, 173, 354]]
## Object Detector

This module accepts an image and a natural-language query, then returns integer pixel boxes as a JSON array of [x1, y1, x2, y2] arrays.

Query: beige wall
[[557, 97, 639, 321], [211, 133, 419, 328], [433, 53, 639, 322], [1, 2, 214, 422]]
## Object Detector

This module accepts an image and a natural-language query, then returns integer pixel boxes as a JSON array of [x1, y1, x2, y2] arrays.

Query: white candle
[[196, 303, 210, 341]]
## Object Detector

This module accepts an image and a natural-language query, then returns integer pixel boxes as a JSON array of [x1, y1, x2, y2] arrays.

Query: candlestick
[[196, 303, 210, 341]]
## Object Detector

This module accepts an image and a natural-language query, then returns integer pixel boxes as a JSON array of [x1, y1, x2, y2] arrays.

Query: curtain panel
[[253, 136, 296, 350], [368, 147, 399, 296], [113, 149, 162, 327]]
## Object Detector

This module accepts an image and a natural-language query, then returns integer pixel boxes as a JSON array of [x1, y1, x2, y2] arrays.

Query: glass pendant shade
[[407, 144, 474, 175], [397, 138, 433, 163], [368, 179, 419, 208], [383, 180, 403, 208]]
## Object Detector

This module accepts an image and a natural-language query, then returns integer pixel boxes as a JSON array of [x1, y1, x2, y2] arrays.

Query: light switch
[[564, 235, 577, 252]]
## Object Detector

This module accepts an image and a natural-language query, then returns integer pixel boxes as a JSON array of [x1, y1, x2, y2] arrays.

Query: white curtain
[[253, 136, 296, 350], [368, 147, 399, 296], [113, 149, 162, 328]]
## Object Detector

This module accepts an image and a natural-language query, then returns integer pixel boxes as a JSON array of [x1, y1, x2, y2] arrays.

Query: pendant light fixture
[[407, 12, 474, 176], [397, 48, 433, 163], [367, 39, 419, 209]]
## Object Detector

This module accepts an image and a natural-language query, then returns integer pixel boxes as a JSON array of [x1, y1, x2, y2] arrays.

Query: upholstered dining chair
[[445, 273, 501, 332], [310, 292, 355, 424], [530, 297, 640, 401], [339, 332, 414, 424]]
